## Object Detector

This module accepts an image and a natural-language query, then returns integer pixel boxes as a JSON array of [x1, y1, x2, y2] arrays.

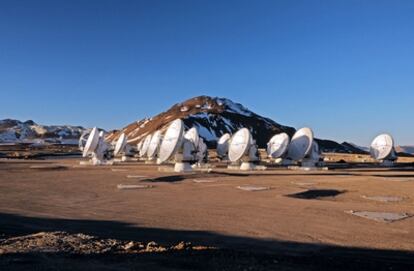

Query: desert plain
[[0, 153, 414, 270]]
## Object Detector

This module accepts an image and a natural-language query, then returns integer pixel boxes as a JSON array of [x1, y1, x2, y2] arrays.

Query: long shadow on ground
[[0, 212, 413, 271], [286, 189, 347, 200]]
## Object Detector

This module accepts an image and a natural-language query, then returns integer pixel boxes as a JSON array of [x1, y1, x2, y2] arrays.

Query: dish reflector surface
[[147, 130, 162, 158], [184, 127, 199, 147], [370, 134, 394, 160], [114, 133, 127, 156], [137, 140, 143, 152], [158, 119, 184, 163], [287, 128, 314, 161], [217, 133, 231, 157], [228, 128, 251, 162], [82, 127, 99, 157], [267, 133, 290, 158], [140, 134, 152, 157]]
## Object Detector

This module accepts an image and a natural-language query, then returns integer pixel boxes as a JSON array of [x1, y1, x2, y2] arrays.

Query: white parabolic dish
[[147, 130, 162, 158], [184, 127, 199, 147], [217, 133, 231, 157], [82, 127, 99, 157], [228, 128, 251, 162], [158, 119, 184, 164], [287, 127, 314, 161], [114, 133, 127, 156], [267, 133, 290, 158], [137, 140, 143, 152], [370, 134, 394, 160], [140, 134, 153, 157]]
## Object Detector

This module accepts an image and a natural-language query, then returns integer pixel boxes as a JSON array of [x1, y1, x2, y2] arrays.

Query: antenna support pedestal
[[227, 162, 240, 170], [274, 158, 294, 166], [174, 162, 193, 172], [240, 162, 255, 171], [121, 155, 135, 162], [301, 159, 318, 168], [380, 160, 395, 167], [80, 156, 112, 166]]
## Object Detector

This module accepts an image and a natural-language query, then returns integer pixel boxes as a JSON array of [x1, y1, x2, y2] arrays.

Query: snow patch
[[215, 97, 252, 116], [193, 124, 217, 141]]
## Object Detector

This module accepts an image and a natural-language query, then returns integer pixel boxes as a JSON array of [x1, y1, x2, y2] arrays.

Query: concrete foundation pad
[[361, 195, 404, 202], [346, 210, 412, 223], [193, 179, 218, 183], [111, 168, 128, 172], [291, 181, 317, 186], [117, 184, 153, 190], [237, 185, 271, 192]]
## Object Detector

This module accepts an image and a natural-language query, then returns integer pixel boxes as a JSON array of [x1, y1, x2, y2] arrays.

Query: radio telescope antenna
[[184, 127, 208, 167], [79, 128, 94, 152], [113, 133, 133, 162], [114, 133, 127, 157], [147, 130, 162, 161], [139, 134, 153, 158], [194, 137, 208, 166], [136, 140, 143, 156], [228, 128, 259, 170], [83, 127, 99, 158], [217, 133, 231, 160], [184, 127, 200, 148], [80, 127, 110, 166], [370, 133, 397, 166], [286, 127, 320, 167], [267, 133, 290, 165], [157, 119, 197, 172]]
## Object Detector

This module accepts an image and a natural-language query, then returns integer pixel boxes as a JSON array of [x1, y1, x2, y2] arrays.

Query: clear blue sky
[[1, 0, 413, 146]]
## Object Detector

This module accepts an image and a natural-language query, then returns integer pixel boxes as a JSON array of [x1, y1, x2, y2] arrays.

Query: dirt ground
[[0, 155, 414, 270]]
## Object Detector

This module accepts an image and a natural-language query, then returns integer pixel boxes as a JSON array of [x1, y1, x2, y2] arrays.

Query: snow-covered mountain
[[107, 95, 362, 153], [0, 119, 85, 145], [107, 96, 296, 148]]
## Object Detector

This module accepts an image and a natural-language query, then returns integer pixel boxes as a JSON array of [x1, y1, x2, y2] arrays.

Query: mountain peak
[[168, 95, 252, 117], [107, 95, 295, 147], [24, 120, 36, 125]]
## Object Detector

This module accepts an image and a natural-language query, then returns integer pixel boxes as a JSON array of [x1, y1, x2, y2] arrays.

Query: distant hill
[[395, 145, 414, 155], [340, 142, 369, 154], [0, 119, 85, 145]]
